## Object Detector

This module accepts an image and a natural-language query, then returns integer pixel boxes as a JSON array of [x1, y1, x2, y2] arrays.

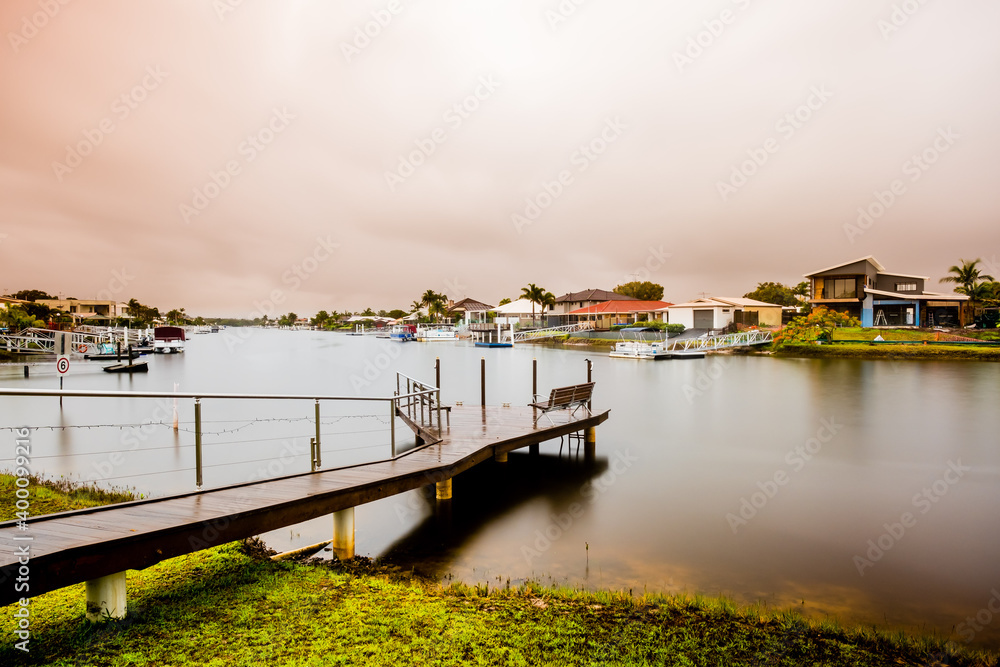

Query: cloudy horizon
[[2, 0, 998, 318]]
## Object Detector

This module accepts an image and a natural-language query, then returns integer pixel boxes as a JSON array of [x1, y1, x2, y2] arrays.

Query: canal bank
[[0, 479, 993, 667]]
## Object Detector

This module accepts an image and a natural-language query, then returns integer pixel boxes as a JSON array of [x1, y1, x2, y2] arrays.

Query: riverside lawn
[[1, 475, 998, 666]]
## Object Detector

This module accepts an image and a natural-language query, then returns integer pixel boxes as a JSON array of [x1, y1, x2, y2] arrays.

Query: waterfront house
[[550, 289, 636, 325], [447, 298, 494, 329], [662, 297, 782, 330], [492, 298, 545, 327], [804, 256, 968, 327], [36, 298, 128, 325], [567, 300, 672, 329]]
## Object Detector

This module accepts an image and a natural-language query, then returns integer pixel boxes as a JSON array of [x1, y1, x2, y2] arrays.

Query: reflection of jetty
[[0, 362, 609, 621]]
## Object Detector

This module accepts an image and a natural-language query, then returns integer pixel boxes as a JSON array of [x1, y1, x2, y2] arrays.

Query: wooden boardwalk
[[0, 405, 608, 606]]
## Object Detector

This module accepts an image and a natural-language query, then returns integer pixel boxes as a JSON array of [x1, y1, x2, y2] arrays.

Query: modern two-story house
[[804, 256, 968, 327]]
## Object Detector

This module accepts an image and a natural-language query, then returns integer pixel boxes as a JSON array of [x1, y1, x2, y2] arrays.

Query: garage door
[[693, 309, 714, 329]]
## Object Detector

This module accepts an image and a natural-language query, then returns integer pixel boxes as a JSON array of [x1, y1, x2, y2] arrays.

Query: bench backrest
[[546, 382, 594, 407]]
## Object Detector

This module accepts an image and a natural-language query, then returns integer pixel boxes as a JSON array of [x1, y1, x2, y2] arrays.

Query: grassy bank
[[775, 342, 1000, 361], [0, 473, 137, 518], [2, 478, 996, 665], [3, 541, 995, 666]]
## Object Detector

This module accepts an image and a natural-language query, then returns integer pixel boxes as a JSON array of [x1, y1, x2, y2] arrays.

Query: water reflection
[[378, 453, 610, 582]]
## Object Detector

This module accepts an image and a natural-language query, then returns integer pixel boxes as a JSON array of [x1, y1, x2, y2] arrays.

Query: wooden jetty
[[0, 382, 608, 619]]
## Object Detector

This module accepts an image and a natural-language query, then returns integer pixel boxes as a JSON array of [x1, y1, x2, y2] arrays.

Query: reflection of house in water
[[804, 256, 968, 327]]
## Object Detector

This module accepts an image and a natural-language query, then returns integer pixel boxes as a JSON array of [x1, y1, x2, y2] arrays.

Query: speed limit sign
[[56, 356, 70, 374]]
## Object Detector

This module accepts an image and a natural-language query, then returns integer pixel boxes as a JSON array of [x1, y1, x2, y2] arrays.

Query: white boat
[[609, 333, 671, 360], [153, 326, 186, 354], [416, 325, 457, 342]]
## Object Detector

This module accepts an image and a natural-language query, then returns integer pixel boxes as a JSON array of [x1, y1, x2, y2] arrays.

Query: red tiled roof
[[567, 300, 672, 315]]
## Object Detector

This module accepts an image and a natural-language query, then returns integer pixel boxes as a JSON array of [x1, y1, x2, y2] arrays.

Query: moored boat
[[416, 325, 457, 342], [154, 326, 186, 354]]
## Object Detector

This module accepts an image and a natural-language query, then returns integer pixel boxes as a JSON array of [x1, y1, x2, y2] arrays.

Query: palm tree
[[420, 290, 448, 322], [941, 258, 996, 324], [520, 283, 555, 327]]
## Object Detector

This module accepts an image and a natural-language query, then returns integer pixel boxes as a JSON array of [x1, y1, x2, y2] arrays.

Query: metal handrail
[[0, 384, 439, 489]]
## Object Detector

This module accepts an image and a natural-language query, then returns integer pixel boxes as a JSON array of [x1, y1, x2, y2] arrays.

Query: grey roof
[[555, 289, 634, 303]]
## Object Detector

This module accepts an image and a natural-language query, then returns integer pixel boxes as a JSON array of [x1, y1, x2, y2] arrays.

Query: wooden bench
[[529, 382, 594, 425]]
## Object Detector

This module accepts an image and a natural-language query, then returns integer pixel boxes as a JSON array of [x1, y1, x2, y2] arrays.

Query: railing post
[[390, 397, 397, 458], [407, 378, 412, 419], [313, 399, 321, 471], [436, 389, 442, 433], [586, 358, 593, 412], [480, 357, 486, 406], [194, 398, 203, 490]]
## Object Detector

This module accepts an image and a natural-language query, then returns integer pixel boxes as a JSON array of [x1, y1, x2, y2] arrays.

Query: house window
[[895, 283, 916, 292], [826, 278, 856, 299]]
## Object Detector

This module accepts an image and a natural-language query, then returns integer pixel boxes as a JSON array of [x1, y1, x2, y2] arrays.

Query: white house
[[661, 297, 783, 330], [492, 299, 544, 326]]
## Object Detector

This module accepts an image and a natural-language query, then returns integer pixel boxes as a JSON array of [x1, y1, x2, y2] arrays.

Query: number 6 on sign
[[57, 356, 70, 374]]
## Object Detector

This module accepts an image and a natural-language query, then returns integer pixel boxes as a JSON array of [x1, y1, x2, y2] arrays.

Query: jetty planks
[[0, 405, 608, 605]]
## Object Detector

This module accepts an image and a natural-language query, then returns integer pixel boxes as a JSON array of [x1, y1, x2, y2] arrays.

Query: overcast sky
[[1, 1, 998, 317]]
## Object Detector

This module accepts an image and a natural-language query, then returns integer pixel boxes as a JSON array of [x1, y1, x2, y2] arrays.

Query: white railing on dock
[[501, 321, 595, 343], [668, 329, 773, 353], [0, 382, 439, 490]]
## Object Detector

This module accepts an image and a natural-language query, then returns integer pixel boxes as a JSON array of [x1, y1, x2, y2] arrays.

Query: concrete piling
[[85, 571, 126, 621], [332, 507, 355, 560]]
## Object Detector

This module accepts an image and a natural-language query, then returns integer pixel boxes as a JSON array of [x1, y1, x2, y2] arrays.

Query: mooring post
[[194, 398, 203, 490], [332, 507, 355, 560], [85, 571, 126, 622], [435, 477, 452, 501], [23, 365, 28, 378], [480, 357, 486, 406], [435, 356, 441, 392], [495, 448, 508, 463], [313, 399, 321, 470]]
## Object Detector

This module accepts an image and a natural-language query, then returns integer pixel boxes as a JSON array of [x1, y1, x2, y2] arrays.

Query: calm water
[[2, 329, 999, 647]]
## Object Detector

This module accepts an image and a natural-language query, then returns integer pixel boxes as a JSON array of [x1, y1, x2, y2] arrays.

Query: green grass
[[830, 328, 935, 342], [775, 342, 1000, 361], [0, 473, 138, 520], [2, 542, 995, 666]]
